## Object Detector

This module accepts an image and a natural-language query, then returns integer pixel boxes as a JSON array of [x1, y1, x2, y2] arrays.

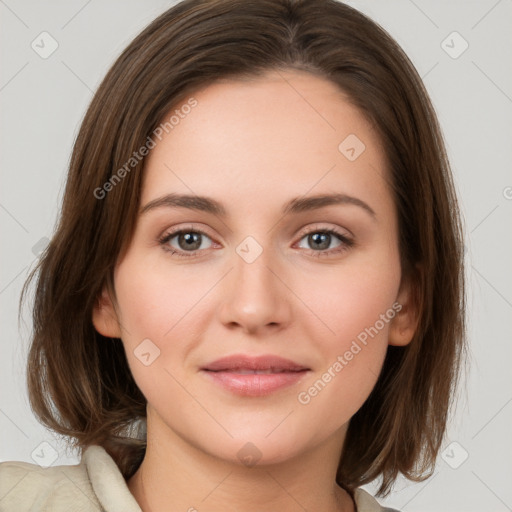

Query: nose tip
[[217, 247, 292, 335], [224, 309, 281, 335]]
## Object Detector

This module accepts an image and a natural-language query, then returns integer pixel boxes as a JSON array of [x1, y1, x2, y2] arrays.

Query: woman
[[0, 1, 465, 510]]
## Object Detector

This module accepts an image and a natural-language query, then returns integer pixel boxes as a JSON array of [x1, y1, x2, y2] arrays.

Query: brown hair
[[21, 0, 466, 496]]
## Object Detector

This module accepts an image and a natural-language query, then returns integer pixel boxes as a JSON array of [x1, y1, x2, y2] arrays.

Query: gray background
[[1, 1, 511, 510]]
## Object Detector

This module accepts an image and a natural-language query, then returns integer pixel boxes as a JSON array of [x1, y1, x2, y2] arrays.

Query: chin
[[201, 422, 318, 466], [218, 437, 306, 468]]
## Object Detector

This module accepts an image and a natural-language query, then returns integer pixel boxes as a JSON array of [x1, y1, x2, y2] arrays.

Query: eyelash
[[157, 227, 355, 259]]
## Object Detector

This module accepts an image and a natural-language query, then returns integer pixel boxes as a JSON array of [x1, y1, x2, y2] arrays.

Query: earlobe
[[92, 287, 122, 338], [388, 269, 421, 347]]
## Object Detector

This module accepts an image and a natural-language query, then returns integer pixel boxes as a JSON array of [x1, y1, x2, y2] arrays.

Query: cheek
[[297, 255, 400, 349], [112, 269, 184, 404], [114, 260, 211, 341], [113, 260, 218, 392], [292, 254, 400, 415]]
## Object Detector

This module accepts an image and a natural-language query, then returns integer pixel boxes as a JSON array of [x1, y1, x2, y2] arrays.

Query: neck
[[127, 411, 354, 512]]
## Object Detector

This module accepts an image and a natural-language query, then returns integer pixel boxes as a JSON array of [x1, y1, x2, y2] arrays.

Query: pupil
[[309, 232, 330, 250], [179, 232, 201, 250]]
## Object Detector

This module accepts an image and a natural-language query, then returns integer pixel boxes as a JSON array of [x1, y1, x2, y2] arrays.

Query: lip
[[201, 354, 310, 396]]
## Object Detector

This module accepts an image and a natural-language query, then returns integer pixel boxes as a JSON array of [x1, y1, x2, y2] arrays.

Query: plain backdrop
[[1, 1, 511, 511]]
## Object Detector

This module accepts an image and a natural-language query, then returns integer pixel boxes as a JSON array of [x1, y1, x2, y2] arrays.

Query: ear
[[92, 286, 122, 338], [388, 267, 421, 347]]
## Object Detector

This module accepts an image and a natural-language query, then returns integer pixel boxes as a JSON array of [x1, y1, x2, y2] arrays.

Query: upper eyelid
[[161, 224, 216, 238], [161, 223, 351, 240], [295, 223, 353, 239]]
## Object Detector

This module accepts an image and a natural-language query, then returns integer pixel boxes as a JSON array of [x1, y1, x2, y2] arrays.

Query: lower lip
[[202, 370, 309, 396]]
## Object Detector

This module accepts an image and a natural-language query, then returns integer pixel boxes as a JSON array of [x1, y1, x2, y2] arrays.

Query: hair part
[[21, 0, 466, 495]]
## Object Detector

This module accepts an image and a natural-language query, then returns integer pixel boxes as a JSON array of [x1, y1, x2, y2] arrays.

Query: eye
[[158, 226, 353, 259], [296, 228, 354, 255], [159, 229, 214, 256]]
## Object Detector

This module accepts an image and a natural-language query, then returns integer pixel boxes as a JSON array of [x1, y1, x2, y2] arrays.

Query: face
[[94, 69, 416, 466]]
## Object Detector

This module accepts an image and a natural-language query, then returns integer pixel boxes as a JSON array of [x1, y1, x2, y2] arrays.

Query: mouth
[[209, 368, 305, 374], [201, 354, 310, 396]]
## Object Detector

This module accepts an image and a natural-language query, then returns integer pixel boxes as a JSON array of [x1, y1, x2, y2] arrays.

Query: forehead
[[141, 69, 391, 215]]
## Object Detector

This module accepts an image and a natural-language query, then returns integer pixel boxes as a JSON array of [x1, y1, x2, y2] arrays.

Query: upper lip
[[201, 354, 309, 372]]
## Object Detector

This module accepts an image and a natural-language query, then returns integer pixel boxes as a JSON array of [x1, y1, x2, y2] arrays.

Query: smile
[[200, 354, 311, 396]]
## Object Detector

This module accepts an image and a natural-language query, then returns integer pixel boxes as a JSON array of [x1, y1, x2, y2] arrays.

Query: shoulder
[[0, 456, 100, 511], [354, 488, 402, 512], [0, 445, 142, 512]]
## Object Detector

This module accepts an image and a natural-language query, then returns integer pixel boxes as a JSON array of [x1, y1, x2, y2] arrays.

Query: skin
[[93, 69, 418, 512]]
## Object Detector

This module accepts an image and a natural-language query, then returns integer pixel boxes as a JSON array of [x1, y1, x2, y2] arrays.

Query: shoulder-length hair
[[21, 0, 466, 496]]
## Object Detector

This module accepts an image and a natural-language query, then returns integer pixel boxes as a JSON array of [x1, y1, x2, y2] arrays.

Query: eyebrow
[[140, 192, 376, 219]]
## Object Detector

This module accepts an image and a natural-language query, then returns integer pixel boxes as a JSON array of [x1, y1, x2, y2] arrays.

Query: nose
[[217, 247, 292, 335]]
